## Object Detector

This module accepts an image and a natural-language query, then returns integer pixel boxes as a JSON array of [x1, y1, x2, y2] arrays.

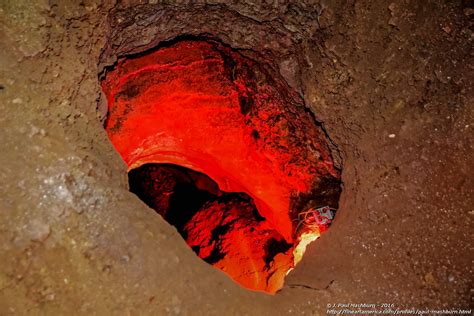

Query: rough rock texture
[[184, 197, 293, 294], [129, 163, 294, 293], [0, 0, 472, 315], [102, 39, 341, 242]]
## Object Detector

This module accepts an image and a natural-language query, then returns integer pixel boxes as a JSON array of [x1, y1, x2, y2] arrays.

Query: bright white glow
[[293, 231, 320, 265]]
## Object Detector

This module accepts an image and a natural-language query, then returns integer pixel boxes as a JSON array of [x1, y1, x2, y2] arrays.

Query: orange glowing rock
[[184, 197, 292, 293], [102, 40, 340, 293], [102, 40, 338, 243]]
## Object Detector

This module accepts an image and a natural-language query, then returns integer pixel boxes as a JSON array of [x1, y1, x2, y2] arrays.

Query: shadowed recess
[[102, 39, 341, 293]]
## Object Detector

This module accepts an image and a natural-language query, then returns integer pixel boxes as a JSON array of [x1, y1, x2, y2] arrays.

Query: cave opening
[[129, 163, 221, 235], [101, 38, 342, 294], [129, 163, 294, 292]]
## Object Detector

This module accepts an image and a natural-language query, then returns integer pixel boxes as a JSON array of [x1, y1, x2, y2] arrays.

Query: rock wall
[[0, 0, 472, 314]]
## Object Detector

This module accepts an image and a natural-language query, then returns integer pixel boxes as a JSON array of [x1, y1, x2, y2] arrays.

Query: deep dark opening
[[129, 164, 218, 234], [128, 163, 260, 237], [102, 39, 342, 294], [128, 163, 294, 292]]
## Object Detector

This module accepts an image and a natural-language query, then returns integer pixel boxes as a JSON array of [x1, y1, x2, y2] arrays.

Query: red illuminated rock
[[183, 197, 293, 294], [128, 163, 293, 293], [102, 40, 339, 243]]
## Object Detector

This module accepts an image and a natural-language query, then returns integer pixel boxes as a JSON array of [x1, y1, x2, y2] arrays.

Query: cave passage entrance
[[101, 39, 342, 294], [129, 163, 293, 293]]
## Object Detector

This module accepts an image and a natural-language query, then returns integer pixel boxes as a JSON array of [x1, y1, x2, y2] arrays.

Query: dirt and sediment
[[0, 1, 472, 314]]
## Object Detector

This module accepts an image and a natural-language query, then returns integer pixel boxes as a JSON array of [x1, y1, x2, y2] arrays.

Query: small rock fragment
[[28, 220, 51, 242]]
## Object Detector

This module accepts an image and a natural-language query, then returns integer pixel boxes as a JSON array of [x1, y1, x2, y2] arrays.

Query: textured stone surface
[[128, 164, 294, 293], [184, 197, 292, 294], [0, 0, 472, 314], [102, 40, 341, 242]]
